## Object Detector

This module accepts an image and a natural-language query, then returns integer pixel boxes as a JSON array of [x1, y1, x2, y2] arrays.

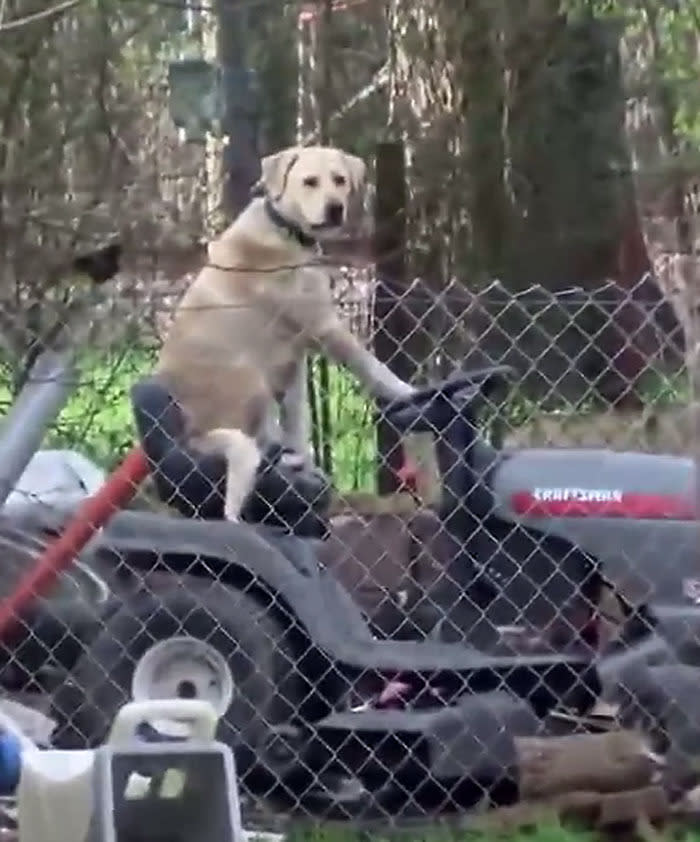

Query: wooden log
[[474, 786, 670, 833], [595, 786, 669, 827], [516, 731, 656, 799]]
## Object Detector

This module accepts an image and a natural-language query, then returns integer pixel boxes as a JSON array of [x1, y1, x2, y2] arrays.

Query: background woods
[[0, 0, 698, 491]]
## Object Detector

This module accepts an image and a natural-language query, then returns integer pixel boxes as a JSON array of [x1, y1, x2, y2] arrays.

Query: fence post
[[373, 140, 413, 495]]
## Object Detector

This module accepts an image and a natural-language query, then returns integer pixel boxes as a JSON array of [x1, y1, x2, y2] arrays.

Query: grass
[[0, 346, 380, 489], [284, 821, 599, 842], [282, 820, 700, 842], [0, 346, 691, 488]]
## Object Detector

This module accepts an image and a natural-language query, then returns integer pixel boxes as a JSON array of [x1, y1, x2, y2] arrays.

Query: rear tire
[[50, 576, 311, 788]]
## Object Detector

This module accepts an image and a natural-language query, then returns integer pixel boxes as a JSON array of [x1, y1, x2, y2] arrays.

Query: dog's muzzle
[[324, 200, 344, 227]]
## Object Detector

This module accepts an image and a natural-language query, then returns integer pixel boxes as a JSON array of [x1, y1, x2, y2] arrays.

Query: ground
[[284, 821, 700, 842]]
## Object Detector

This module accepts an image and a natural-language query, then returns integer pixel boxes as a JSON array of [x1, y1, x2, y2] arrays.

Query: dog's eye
[[302, 176, 319, 188], [332, 174, 346, 187]]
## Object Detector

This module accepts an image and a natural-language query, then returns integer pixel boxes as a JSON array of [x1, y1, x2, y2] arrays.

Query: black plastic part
[[614, 661, 700, 791], [389, 367, 603, 650], [428, 691, 540, 780], [242, 445, 332, 538], [131, 377, 331, 537], [381, 366, 514, 432], [310, 691, 539, 781], [131, 377, 228, 520], [597, 633, 674, 702], [650, 605, 700, 667], [93, 510, 600, 717]]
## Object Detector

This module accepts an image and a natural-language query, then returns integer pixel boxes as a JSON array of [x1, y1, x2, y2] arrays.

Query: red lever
[[0, 447, 150, 640]]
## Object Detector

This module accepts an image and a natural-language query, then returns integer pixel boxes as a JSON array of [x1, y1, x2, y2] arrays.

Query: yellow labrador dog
[[157, 145, 415, 521]]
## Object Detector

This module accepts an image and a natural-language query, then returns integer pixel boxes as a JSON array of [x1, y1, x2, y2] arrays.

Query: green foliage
[[0, 348, 156, 469], [567, 0, 700, 148], [308, 358, 377, 492], [0, 347, 380, 491], [0, 343, 686, 486]]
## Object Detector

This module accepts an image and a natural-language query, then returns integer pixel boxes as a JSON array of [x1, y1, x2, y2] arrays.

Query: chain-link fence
[[2, 0, 700, 837]]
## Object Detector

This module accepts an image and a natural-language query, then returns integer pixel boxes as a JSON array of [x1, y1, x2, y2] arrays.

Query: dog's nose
[[325, 201, 344, 227]]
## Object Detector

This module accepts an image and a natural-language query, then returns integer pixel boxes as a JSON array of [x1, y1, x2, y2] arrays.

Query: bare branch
[[0, 0, 81, 34], [302, 60, 389, 144]]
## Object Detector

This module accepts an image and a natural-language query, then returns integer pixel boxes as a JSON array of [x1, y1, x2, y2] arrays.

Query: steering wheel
[[381, 365, 514, 431]]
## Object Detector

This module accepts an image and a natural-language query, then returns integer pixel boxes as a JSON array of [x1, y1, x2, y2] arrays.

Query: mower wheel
[[50, 576, 314, 785]]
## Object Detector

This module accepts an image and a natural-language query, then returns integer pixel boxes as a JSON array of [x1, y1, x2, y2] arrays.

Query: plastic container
[[14, 699, 223, 842]]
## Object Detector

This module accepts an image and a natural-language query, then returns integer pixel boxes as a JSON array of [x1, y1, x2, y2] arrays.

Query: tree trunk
[[217, 0, 261, 218], [314, 0, 335, 477], [503, 10, 655, 404], [456, 0, 511, 280]]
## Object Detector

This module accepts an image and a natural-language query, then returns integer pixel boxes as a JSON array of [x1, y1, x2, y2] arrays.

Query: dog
[[156, 145, 416, 521]]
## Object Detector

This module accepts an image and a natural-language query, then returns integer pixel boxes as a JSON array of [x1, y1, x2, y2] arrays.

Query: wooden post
[[373, 140, 413, 495]]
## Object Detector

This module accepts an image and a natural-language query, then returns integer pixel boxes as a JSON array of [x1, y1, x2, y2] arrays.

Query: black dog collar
[[264, 198, 317, 250]]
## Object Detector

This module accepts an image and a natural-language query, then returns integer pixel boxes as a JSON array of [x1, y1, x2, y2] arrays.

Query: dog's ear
[[259, 147, 301, 199], [342, 153, 367, 192]]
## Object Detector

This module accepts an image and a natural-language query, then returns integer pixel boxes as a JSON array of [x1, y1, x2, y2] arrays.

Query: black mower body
[[46, 470, 697, 813], [44, 506, 595, 814], [88, 509, 597, 714]]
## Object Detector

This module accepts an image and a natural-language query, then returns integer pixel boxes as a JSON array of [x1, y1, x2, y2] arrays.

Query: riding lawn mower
[[0, 248, 698, 819]]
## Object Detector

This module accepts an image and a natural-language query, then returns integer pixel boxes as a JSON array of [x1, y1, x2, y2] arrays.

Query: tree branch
[[302, 60, 389, 144], [0, 0, 81, 34]]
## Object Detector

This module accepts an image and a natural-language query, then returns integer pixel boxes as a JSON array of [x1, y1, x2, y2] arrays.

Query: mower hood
[[490, 446, 697, 607]]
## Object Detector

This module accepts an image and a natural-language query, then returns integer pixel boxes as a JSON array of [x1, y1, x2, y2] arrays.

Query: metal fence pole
[[0, 349, 78, 509]]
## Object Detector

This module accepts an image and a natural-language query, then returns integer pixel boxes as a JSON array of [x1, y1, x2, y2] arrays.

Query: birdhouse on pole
[[167, 58, 223, 142]]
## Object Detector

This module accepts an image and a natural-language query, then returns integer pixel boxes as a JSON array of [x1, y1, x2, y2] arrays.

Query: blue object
[[0, 718, 190, 800], [0, 731, 22, 795]]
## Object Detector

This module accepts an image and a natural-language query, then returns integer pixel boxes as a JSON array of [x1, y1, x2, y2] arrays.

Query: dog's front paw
[[223, 506, 241, 523], [280, 449, 307, 469], [386, 383, 417, 402]]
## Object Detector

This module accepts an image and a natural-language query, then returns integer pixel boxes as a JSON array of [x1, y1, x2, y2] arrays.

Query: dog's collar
[[264, 198, 317, 250]]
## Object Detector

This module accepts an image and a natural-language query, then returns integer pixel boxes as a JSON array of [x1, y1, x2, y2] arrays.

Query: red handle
[[0, 447, 150, 640]]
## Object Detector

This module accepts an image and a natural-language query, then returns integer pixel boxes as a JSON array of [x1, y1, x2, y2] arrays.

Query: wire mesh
[[1, 0, 700, 834]]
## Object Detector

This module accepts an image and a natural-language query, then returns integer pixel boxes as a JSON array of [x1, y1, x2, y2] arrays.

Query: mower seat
[[130, 376, 333, 536], [131, 377, 227, 520]]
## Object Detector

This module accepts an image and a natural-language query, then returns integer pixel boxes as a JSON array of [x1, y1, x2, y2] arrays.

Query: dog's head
[[256, 145, 366, 236]]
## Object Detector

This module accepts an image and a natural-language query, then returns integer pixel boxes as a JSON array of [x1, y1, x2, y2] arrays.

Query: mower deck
[[90, 508, 600, 714]]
